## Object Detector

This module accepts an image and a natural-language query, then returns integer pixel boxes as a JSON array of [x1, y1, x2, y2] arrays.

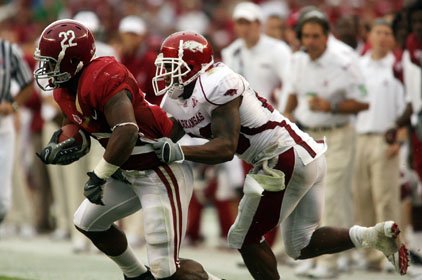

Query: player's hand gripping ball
[[37, 124, 91, 165]]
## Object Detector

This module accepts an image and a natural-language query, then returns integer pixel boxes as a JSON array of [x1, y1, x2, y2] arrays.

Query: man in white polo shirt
[[354, 18, 406, 271], [283, 10, 369, 278], [222, 1, 292, 109]]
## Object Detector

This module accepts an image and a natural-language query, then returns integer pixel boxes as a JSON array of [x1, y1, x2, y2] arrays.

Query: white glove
[[152, 137, 185, 163]]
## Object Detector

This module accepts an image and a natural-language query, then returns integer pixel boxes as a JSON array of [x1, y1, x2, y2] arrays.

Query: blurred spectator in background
[[354, 18, 406, 272], [206, 2, 235, 59], [334, 15, 364, 52], [140, 0, 177, 37], [265, 14, 288, 42], [2, 41, 40, 238], [222, 1, 292, 110], [176, 0, 210, 34], [22, 42, 53, 234], [0, 36, 33, 226], [118, 15, 161, 105], [262, 0, 289, 43]]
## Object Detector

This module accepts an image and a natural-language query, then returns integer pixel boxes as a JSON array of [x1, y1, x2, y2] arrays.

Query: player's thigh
[[73, 178, 140, 231], [133, 163, 193, 278], [135, 164, 193, 244], [281, 157, 326, 259], [228, 148, 297, 249]]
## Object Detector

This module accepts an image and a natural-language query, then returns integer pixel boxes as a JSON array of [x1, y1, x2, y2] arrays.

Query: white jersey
[[162, 63, 326, 166]]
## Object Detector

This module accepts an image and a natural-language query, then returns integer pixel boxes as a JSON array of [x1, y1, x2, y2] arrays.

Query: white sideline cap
[[233, 2, 263, 22], [74, 11, 100, 33], [119, 16, 146, 35]]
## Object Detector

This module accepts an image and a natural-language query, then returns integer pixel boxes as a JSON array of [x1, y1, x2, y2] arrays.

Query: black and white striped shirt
[[0, 39, 32, 102]]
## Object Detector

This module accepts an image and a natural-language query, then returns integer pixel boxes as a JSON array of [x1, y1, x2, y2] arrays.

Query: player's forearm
[[170, 118, 186, 142], [103, 126, 138, 166], [13, 83, 33, 106], [182, 139, 236, 164], [335, 99, 369, 114], [284, 93, 298, 114], [0, 84, 32, 115], [396, 103, 413, 128]]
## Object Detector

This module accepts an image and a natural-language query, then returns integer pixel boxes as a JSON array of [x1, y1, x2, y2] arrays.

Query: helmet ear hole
[[70, 57, 79, 65]]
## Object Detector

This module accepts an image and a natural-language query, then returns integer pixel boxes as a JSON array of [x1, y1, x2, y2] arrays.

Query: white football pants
[[74, 162, 193, 279]]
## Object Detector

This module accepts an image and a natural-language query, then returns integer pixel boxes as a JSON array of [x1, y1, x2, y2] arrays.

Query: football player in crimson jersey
[[151, 31, 409, 279], [34, 20, 221, 280]]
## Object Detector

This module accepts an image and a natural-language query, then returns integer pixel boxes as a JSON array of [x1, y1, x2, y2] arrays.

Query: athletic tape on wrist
[[93, 158, 119, 179]]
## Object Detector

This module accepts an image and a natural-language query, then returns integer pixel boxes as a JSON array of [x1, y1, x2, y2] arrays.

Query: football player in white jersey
[[151, 31, 409, 279]]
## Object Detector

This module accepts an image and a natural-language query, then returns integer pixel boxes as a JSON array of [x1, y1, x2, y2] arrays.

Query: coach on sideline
[[0, 37, 33, 225]]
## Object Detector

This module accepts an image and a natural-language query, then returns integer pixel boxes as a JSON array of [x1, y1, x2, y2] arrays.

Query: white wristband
[[93, 158, 119, 179]]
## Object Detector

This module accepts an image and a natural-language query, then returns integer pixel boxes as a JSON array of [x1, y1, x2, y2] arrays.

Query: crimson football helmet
[[34, 19, 96, 91], [152, 31, 214, 99]]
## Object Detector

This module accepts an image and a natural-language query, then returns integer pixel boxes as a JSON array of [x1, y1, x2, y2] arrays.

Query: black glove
[[84, 169, 130, 206], [37, 129, 91, 165], [84, 171, 106, 205], [111, 169, 130, 184]]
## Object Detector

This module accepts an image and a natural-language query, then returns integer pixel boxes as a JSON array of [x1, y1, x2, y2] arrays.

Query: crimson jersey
[[54, 56, 173, 170]]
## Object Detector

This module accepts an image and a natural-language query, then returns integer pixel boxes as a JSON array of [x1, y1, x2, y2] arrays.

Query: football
[[58, 123, 84, 146]]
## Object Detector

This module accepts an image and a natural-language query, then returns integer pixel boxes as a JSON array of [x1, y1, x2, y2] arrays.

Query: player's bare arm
[[0, 83, 32, 115], [82, 90, 138, 206], [103, 90, 139, 166], [182, 96, 242, 164], [284, 93, 298, 121], [309, 97, 369, 114], [170, 117, 186, 142], [329, 99, 369, 114]]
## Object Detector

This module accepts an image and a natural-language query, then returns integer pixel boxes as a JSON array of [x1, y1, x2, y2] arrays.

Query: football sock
[[109, 246, 148, 277], [349, 225, 367, 248]]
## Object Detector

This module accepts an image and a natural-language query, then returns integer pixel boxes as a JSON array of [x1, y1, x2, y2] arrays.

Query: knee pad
[[284, 241, 302, 260], [73, 203, 89, 231], [143, 206, 172, 246], [283, 226, 315, 259], [73, 200, 115, 232]]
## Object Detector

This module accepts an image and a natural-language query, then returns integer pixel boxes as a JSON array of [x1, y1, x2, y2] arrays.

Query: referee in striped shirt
[[0, 38, 33, 225]]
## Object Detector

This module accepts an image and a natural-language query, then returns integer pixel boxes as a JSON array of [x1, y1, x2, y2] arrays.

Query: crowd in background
[[0, 0, 421, 279]]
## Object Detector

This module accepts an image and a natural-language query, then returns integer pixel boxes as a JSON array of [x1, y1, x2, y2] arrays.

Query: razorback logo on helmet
[[183, 41, 204, 53]]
